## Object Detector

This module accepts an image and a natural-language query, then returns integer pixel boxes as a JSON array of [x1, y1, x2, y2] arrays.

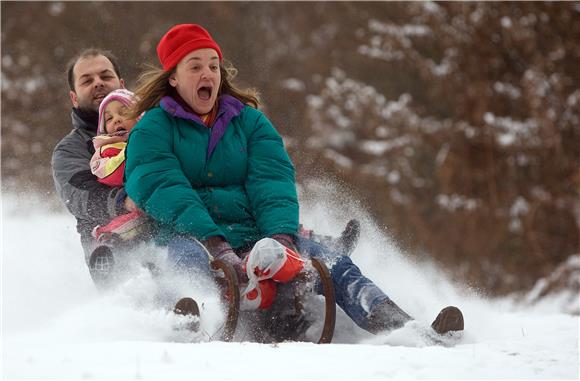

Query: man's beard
[[77, 99, 99, 114], [77, 90, 109, 113]]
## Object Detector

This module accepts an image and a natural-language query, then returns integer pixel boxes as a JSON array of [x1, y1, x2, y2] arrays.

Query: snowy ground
[[1, 190, 578, 379]]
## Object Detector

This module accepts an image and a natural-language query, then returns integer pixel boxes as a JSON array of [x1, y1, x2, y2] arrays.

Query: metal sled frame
[[309, 257, 336, 343], [290, 257, 336, 344], [88, 244, 336, 344], [173, 258, 241, 342], [210, 258, 241, 341], [212, 256, 336, 344]]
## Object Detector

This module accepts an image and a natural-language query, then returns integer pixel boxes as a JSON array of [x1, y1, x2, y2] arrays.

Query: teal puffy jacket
[[124, 95, 299, 249]]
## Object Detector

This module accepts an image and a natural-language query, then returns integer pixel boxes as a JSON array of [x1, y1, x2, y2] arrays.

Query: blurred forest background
[[2, 2, 579, 297]]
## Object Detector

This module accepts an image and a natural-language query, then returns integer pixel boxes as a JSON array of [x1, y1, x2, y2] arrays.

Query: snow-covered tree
[[303, 2, 579, 292]]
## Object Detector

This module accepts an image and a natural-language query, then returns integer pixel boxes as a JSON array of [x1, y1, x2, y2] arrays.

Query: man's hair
[[66, 48, 122, 91]]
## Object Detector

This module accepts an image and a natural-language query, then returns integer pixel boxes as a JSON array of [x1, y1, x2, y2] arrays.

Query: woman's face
[[104, 100, 136, 137], [169, 48, 221, 115]]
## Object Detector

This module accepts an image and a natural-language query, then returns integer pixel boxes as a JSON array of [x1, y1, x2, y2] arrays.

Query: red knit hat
[[157, 24, 223, 71]]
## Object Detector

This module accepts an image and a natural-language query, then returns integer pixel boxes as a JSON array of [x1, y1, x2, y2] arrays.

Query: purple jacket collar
[[160, 94, 245, 159]]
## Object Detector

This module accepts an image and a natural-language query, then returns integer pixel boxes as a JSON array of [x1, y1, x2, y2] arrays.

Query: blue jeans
[[167, 236, 211, 277], [295, 236, 391, 332]]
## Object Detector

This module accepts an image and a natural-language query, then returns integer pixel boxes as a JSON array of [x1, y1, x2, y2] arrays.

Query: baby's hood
[[97, 88, 136, 135]]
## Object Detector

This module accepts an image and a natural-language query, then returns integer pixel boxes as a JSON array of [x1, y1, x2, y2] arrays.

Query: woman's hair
[[219, 62, 260, 109], [129, 60, 260, 119], [128, 65, 172, 119]]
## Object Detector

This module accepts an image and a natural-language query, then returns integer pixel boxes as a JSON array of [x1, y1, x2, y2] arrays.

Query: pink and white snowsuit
[[89, 89, 147, 243]]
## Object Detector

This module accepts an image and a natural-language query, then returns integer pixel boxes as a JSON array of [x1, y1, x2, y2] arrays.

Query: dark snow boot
[[89, 245, 115, 289], [173, 297, 201, 332], [366, 298, 413, 334], [336, 219, 361, 256], [431, 306, 464, 334]]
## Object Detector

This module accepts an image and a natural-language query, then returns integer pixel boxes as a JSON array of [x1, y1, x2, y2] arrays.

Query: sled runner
[[170, 256, 336, 343], [260, 256, 336, 344], [87, 242, 336, 344], [171, 261, 240, 341], [302, 257, 336, 343], [209, 258, 241, 341]]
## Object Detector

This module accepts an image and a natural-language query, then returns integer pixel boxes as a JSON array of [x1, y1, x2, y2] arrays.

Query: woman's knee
[[167, 236, 210, 272]]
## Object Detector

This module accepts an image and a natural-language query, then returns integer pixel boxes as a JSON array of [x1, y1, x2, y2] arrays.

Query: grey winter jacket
[[51, 108, 127, 256]]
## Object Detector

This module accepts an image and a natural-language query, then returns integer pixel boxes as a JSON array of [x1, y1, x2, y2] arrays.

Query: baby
[[90, 89, 148, 244], [91, 88, 136, 187]]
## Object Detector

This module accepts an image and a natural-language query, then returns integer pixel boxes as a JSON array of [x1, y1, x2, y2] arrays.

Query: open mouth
[[197, 86, 213, 101], [111, 128, 127, 137]]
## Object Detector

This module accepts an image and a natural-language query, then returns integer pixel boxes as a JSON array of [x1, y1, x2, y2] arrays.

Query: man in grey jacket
[[52, 48, 137, 260]]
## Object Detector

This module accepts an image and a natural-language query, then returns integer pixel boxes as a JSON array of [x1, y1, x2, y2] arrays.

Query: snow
[[436, 194, 480, 212], [524, 255, 580, 316], [323, 149, 353, 169], [567, 90, 580, 107], [359, 18, 435, 63], [367, 19, 431, 39], [1, 192, 578, 379], [493, 81, 522, 99], [48, 2, 65, 16], [483, 112, 540, 147], [501, 17, 513, 29], [509, 197, 529, 232], [360, 137, 412, 156], [279, 78, 305, 92]]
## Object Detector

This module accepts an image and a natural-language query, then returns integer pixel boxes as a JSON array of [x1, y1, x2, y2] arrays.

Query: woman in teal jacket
[[125, 24, 464, 337]]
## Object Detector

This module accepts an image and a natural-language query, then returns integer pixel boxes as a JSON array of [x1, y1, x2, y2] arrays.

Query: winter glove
[[270, 233, 298, 253], [240, 238, 304, 311], [243, 237, 304, 284], [92, 210, 149, 244], [203, 236, 248, 283]]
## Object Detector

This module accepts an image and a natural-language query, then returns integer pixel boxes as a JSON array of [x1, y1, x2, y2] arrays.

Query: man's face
[[69, 55, 124, 113]]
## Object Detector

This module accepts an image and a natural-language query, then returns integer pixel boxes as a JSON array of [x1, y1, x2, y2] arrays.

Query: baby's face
[[104, 100, 136, 136]]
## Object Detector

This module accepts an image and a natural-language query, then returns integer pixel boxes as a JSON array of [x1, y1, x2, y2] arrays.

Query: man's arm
[[52, 132, 127, 226]]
